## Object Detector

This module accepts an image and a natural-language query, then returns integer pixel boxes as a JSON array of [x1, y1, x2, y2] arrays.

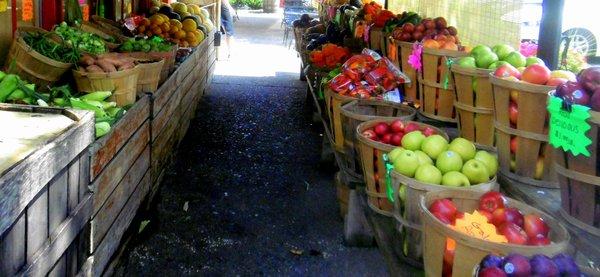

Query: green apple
[[503, 51, 527, 68], [470, 45, 492, 57], [492, 44, 515, 60], [393, 150, 420, 177], [488, 60, 510, 70], [441, 171, 471, 187], [517, 66, 526, 74], [526, 56, 545, 66], [414, 150, 433, 165], [436, 150, 464, 174], [401, 131, 426, 151], [388, 147, 405, 163], [550, 70, 577, 81], [448, 137, 476, 161], [420, 134, 449, 159], [475, 51, 498, 69], [473, 150, 498, 177], [461, 159, 490, 185], [456, 56, 476, 68], [414, 164, 442, 185], [398, 184, 407, 202]]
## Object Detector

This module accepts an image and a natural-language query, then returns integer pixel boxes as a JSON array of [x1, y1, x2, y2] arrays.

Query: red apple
[[578, 66, 600, 92], [559, 82, 591, 106], [390, 133, 403, 146], [423, 18, 435, 30], [492, 207, 524, 227], [374, 123, 391, 136], [432, 211, 452, 224], [523, 214, 550, 238], [522, 64, 551, 85], [390, 120, 405, 133], [478, 210, 494, 222], [404, 122, 420, 133], [434, 17, 447, 29], [381, 133, 393, 144], [429, 198, 457, 221], [412, 31, 423, 41], [499, 222, 528, 245], [479, 191, 506, 213], [362, 129, 377, 140], [479, 267, 508, 277], [527, 235, 551, 246], [402, 22, 415, 33], [546, 77, 568, 87], [509, 102, 518, 125], [447, 26, 458, 36], [510, 136, 518, 154], [415, 23, 425, 32], [422, 127, 436, 137], [400, 32, 412, 41], [494, 64, 521, 79]]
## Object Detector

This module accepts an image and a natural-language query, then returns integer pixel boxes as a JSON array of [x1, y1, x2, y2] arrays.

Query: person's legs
[[221, 7, 235, 59]]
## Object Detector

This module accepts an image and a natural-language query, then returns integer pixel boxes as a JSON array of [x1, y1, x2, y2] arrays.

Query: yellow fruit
[[169, 19, 182, 29], [181, 41, 189, 48], [161, 22, 170, 32], [141, 18, 151, 27], [182, 18, 197, 32], [152, 26, 162, 34], [150, 14, 163, 25], [176, 30, 186, 39], [158, 13, 169, 22]]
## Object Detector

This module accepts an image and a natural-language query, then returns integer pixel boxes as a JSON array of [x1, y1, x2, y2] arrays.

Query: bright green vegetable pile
[[119, 37, 173, 53], [0, 71, 126, 139], [54, 22, 107, 55], [22, 31, 81, 64]]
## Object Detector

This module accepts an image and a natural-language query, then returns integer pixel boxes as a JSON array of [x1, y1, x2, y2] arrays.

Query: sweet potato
[[117, 62, 135, 71], [80, 54, 95, 66], [95, 59, 117, 72], [86, 64, 104, 73]]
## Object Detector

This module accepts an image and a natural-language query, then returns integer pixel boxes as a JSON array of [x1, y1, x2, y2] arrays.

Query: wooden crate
[[418, 48, 468, 123], [0, 105, 95, 276], [489, 75, 557, 188], [356, 119, 448, 216], [451, 63, 495, 147], [420, 190, 570, 277], [554, 108, 600, 236], [324, 87, 357, 152], [334, 171, 349, 219], [369, 27, 386, 56], [388, 40, 419, 104], [86, 96, 151, 275]]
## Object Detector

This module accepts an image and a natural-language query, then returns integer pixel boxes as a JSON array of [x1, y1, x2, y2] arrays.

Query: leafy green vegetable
[[22, 31, 81, 64], [119, 37, 173, 53], [54, 22, 106, 55]]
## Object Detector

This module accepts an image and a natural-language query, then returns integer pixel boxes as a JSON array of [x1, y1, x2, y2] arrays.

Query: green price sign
[[547, 96, 592, 157]]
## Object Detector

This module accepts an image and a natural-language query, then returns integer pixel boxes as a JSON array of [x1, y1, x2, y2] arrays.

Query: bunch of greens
[[22, 31, 80, 64], [54, 22, 106, 55], [119, 37, 173, 53]]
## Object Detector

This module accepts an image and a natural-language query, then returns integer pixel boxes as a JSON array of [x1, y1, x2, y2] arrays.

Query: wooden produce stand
[[0, 105, 95, 276], [83, 95, 152, 276]]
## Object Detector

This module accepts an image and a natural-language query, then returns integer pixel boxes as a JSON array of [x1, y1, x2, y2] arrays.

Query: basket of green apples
[[388, 132, 499, 265]]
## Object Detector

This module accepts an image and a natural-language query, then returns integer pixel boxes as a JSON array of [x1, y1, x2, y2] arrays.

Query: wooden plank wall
[[0, 108, 95, 276], [85, 95, 151, 276]]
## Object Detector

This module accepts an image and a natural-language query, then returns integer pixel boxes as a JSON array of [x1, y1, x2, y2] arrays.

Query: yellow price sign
[[452, 211, 507, 243]]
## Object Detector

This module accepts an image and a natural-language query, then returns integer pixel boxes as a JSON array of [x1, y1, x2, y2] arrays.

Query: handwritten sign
[[452, 211, 507, 243], [82, 4, 89, 21], [547, 96, 592, 157], [22, 0, 33, 21]]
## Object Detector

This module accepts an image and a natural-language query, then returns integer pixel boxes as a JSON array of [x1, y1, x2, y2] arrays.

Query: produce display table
[[0, 105, 94, 276]]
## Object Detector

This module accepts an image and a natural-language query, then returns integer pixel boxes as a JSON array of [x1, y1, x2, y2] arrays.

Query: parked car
[[502, 0, 599, 58]]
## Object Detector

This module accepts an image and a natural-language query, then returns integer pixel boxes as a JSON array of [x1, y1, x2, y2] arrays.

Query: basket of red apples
[[420, 190, 569, 277], [387, 134, 499, 265], [475, 252, 590, 277], [355, 118, 447, 215], [338, 100, 416, 178], [489, 62, 576, 188], [550, 66, 600, 236]]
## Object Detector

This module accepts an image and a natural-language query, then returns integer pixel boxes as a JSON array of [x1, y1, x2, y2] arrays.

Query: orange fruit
[[169, 19, 182, 29], [152, 26, 162, 34], [182, 18, 197, 32], [141, 18, 151, 26], [161, 22, 170, 32], [138, 25, 146, 33], [175, 30, 186, 39]]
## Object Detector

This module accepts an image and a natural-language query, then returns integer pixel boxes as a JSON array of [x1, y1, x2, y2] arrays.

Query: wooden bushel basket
[[369, 27, 386, 56], [73, 66, 140, 107], [79, 21, 123, 51], [335, 171, 350, 218], [420, 190, 570, 277], [451, 62, 495, 147], [356, 119, 447, 216], [339, 100, 416, 178], [418, 48, 468, 123], [4, 27, 73, 90], [293, 26, 308, 54], [389, 40, 419, 104], [553, 104, 600, 236], [324, 87, 358, 152], [489, 74, 558, 188], [135, 59, 165, 94], [126, 46, 177, 85], [390, 162, 498, 267]]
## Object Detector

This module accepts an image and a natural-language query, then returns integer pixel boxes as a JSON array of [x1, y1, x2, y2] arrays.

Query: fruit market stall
[[0, 0, 218, 275], [296, 1, 600, 275]]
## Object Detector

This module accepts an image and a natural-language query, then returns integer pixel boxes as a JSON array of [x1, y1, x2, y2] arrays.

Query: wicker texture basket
[[135, 59, 165, 94], [73, 66, 140, 107]]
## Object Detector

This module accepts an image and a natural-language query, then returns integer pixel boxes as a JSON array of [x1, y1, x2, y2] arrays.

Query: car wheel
[[562, 28, 597, 57]]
